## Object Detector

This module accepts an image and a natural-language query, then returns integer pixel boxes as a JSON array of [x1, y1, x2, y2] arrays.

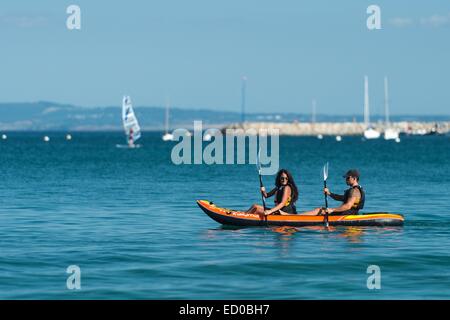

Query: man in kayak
[[323, 169, 365, 215], [301, 169, 365, 215], [245, 169, 299, 216]]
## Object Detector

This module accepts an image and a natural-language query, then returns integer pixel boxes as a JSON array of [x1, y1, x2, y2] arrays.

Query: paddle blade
[[323, 162, 329, 180]]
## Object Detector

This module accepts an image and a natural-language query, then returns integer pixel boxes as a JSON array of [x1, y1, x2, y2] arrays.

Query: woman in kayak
[[246, 169, 299, 216]]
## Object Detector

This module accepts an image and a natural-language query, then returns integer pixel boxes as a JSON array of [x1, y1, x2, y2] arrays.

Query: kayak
[[197, 200, 404, 227]]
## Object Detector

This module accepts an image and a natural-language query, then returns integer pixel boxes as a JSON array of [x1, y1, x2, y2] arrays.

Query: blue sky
[[1, 0, 449, 115]]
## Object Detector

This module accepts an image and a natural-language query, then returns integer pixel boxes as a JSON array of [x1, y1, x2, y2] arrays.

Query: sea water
[[0, 132, 449, 299]]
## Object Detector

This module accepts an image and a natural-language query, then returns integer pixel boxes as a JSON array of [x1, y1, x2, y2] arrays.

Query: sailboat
[[382, 77, 400, 142], [363, 76, 381, 140], [119, 95, 141, 148], [162, 99, 174, 141]]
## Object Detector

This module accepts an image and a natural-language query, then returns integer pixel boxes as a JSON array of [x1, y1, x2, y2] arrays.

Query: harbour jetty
[[223, 121, 450, 136]]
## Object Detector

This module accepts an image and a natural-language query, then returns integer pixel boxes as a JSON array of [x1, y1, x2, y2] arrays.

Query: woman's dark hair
[[275, 169, 299, 203]]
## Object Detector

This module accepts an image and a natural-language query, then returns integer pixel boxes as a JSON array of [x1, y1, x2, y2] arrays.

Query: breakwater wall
[[222, 121, 450, 136]]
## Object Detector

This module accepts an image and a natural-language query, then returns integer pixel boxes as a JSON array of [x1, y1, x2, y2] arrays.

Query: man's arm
[[329, 196, 356, 214], [329, 193, 345, 201], [324, 188, 344, 201]]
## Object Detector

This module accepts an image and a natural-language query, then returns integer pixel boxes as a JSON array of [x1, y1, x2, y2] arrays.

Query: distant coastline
[[0, 101, 449, 132]]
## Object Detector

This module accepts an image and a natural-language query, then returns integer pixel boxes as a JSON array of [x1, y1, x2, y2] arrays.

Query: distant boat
[[412, 128, 427, 136], [385, 128, 400, 141], [203, 133, 212, 142], [1, 134, 7, 140], [162, 99, 174, 141], [317, 134, 323, 140], [121, 96, 141, 148], [424, 124, 442, 136], [336, 135, 342, 142], [383, 77, 400, 141], [363, 76, 381, 140], [203, 128, 220, 141], [66, 134, 72, 141], [364, 128, 380, 139], [162, 133, 174, 141], [43, 136, 50, 142]]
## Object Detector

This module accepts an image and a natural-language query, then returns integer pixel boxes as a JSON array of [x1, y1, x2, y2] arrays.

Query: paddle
[[323, 162, 329, 227], [256, 147, 267, 211]]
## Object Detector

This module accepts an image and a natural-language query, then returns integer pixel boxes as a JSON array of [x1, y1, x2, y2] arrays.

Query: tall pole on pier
[[384, 76, 390, 125], [241, 76, 247, 124]]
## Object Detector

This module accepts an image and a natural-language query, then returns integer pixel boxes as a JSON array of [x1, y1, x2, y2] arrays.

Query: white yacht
[[363, 76, 381, 140], [382, 77, 400, 141]]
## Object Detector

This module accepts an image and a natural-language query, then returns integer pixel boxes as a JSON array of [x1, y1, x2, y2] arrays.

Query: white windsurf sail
[[122, 96, 141, 143]]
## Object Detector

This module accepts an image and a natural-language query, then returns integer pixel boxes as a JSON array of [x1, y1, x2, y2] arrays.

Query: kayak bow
[[197, 200, 404, 227]]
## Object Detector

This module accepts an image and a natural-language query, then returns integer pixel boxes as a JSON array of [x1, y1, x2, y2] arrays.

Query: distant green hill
[[0, 101, 448, 131]]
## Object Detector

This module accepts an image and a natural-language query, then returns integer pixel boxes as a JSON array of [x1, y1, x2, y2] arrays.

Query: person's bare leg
[[252, 205, 265, 215], [245, 204, 264, 214], [299, 207, 323, 216]]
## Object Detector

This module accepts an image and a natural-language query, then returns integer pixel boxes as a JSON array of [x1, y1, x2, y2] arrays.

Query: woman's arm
[[265, 186, 291, 215], [264, 187, 277, 198]]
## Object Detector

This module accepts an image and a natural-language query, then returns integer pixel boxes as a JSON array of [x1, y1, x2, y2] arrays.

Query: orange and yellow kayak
[[197, 200, 405, 227]]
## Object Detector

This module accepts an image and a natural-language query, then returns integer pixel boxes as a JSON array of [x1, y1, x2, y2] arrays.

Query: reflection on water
[[335, 226, 365, 243], [271, 226, 299, 236], [270, 225, 404, 246]]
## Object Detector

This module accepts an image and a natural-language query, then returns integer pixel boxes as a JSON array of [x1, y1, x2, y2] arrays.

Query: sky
[[1, 0, 449, 115]]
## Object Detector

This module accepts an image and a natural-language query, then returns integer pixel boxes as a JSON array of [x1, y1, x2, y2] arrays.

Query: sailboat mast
[[165, 99, 170, 134], [241, 76, 247, 124], [312, 99, 317, 123], [384, 76, 390, 125], [364, 76, 370, 128]]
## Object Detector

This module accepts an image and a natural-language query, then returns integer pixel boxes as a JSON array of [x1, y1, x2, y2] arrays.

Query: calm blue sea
[[0, 132, 449, 299]]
